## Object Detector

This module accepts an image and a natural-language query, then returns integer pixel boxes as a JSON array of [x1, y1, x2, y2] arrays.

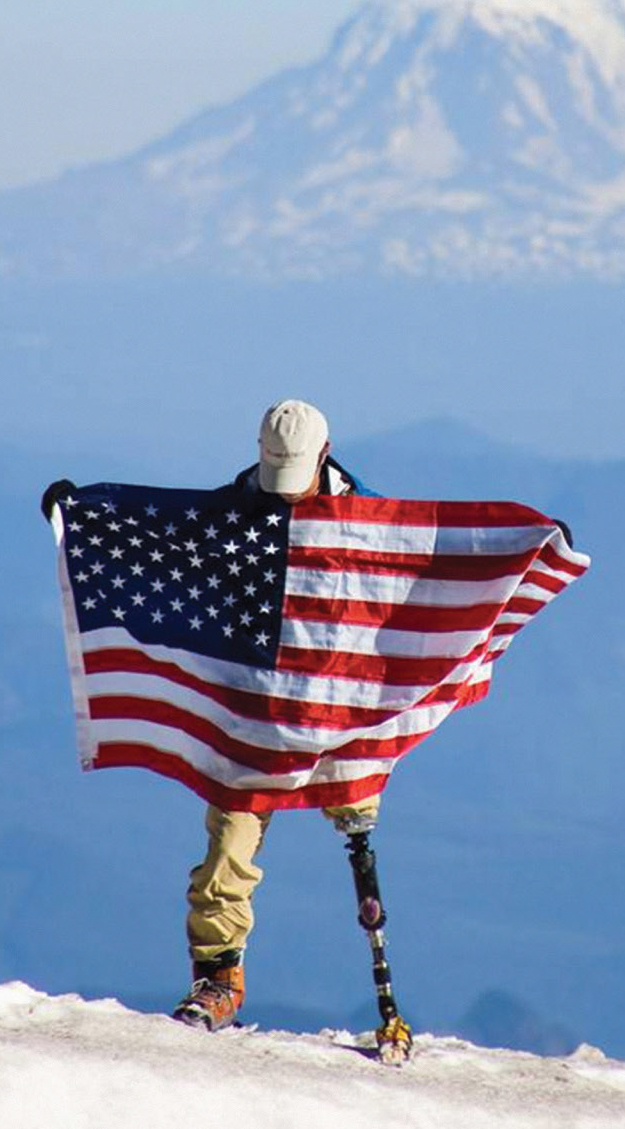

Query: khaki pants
[[187, 795, 381, 963]]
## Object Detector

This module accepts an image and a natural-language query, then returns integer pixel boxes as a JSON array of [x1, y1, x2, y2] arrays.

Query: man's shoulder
[[326, 457, 378, 498], [232, 464, 260, 493], [350, 474, 379, 498]]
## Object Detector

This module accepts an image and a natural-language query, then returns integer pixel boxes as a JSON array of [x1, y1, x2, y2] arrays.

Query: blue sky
[[1, 0, 359, 189]]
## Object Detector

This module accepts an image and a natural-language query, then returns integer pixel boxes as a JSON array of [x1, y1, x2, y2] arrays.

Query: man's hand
[[41, 479, 77, 521], [554, 518, 573, 549]]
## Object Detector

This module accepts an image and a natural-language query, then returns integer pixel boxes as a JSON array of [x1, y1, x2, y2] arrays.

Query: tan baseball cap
[[259, 399, 329, 494]]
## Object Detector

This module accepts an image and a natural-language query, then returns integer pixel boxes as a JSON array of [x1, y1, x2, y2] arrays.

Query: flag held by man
[[51, 483, 590, 812]]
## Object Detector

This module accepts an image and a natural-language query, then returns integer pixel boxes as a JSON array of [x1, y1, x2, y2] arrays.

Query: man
[[172, 399, 382, 1031], [41, 400, 577, 1055]]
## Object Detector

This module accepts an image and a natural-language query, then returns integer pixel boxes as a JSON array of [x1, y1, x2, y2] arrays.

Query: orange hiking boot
[[173, 963, 245, 1031]]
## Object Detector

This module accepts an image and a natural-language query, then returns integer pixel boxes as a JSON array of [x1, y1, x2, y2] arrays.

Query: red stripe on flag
[[293, 496, 554, 528], [93, 742, 391, 812], [89, 683, 482, 772], [283, 594, 504, 632], [524, 569, 567, 594], [539, 542, 587, 578], [90, 695, 321, 775], [288, 679, 492, 765], [506, 596, 546, 616], [277, 639, 491, 683], [491, 622, 525, 637], [84, 647, 396, 729], [287, 546, 538, 580]]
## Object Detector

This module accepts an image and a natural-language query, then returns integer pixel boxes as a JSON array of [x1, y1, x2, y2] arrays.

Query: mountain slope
[[2, 983, 625, 1129], [2, 0, 625, 280]]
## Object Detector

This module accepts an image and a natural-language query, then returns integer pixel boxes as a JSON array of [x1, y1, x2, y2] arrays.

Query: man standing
[[173, 400, 384, 1032], [44, 397, 581, 1063], [40, 398, 412, 1057]]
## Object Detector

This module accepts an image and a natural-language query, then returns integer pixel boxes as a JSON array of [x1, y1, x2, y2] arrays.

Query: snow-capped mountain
[[3, 0, 625, 280]]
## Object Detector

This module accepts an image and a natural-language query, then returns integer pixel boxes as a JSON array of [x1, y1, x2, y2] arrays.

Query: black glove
[[554, 518, 573, 549], [41, 479, 77, 522]]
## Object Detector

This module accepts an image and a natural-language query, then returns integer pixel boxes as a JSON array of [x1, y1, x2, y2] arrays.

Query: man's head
[[259, 399, 329, 501]]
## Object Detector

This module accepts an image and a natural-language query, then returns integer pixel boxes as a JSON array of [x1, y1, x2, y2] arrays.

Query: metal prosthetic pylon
[[343, 821, 413, 1064]]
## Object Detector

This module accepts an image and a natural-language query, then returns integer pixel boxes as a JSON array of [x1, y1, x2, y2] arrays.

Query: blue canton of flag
[[59, 483, 290, 670]]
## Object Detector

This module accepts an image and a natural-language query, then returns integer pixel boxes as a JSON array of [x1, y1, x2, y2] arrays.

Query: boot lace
[[189, 976, 232, 1004]]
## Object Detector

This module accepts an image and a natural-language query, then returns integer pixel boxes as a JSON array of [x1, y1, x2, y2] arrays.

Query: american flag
[[52, 482, 590, 812]]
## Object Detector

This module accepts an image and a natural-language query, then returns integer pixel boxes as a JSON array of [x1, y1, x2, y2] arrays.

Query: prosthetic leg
[[343, 821, 413, 1064]]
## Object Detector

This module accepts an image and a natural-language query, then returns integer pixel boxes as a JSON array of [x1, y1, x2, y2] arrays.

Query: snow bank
[[1, 982, 624, 1129]]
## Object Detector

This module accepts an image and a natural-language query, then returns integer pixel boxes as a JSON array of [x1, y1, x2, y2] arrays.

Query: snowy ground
[[1, 983, 625, 1129]]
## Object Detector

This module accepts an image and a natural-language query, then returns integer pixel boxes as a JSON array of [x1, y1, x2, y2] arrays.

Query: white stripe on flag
[[290, 520, 436, 554], [466, 662, 493, 686], [488, 636, 516, 654], [82, 626, 483, 709], [530, 558, 583, 583], [290, 520, 555, 556], [280, 617, 491, 658], [284, 567, 522, 607], [86, 669, 468, 750], [513, 582, 558, 603], [90, 717, 399, 790]]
